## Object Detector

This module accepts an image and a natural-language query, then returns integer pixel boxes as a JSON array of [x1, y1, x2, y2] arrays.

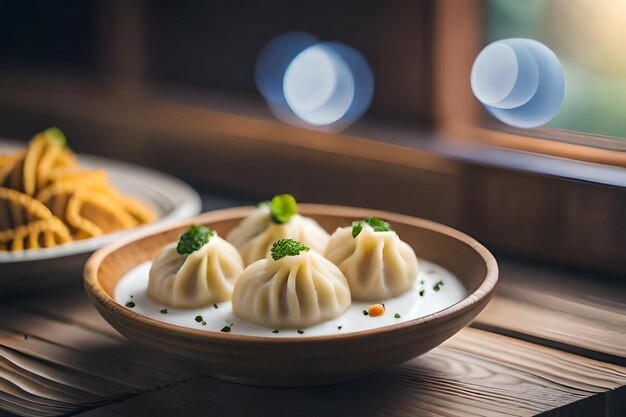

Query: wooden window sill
[[0, 70, 624, 275]]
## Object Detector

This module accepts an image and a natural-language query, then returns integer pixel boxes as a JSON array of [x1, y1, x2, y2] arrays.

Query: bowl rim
[[84, 204, 498, 344]]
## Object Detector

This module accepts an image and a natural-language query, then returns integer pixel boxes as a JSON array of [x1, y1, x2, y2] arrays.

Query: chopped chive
[[394, 313, 401, 319], [362, 310, 369, 316], [337, 325, 343, 330], [213, 304, 218, 309], [130, 295, 134, 298], [201, 321, 206, 326], [297, 329, 304, 334], [420, 280, 424, 284], [195, 315, 203, 323], [272, 329, 279, 334], [419, 289, 425, 297], [221, 325, 231, 332], [433, 281, 444, 291], [160, 308, 168, 314], [125, 301, 135, 308]]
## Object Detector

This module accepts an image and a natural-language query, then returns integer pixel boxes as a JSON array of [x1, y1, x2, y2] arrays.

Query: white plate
[[1, 142, 201, 292]]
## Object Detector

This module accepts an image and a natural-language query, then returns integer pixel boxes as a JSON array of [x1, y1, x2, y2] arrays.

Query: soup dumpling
[[226, 194, 329, 265], [232, 239, 351, 328], [325, 217, 418, 301], [148, 225, 244, 308]]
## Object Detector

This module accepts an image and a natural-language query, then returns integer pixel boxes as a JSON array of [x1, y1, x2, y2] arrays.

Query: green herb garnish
[[125, 301, 135, 308], [297, 329, 304, 334], [265, 194, 297, 224], [433, 281, 444, 292], [419, 289, 425, 297], [177, 225, 214, 255], [272, 329, 279, 334], [362, 310, 369, 316], [160, 308, 168, 314], [195, 315, 203, 323], [221, 325, 231, 333], [213, 304, 218, 309], [394, 313, 401, 319], [270, 239, 310, 260], [351, 217, 393, 238], [44, 127, 68, 148], [201, 321, 206, 326]]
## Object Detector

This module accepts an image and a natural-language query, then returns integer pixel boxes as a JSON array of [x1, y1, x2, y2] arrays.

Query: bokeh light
[[283, 44, 355, 126], [471, 38, 565, 129], [256, 32, 373, 131]]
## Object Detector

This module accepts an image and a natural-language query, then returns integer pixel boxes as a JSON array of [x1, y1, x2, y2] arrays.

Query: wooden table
[[1, 195, 624, 417]]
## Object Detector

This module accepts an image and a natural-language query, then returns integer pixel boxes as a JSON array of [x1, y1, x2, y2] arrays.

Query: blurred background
[[488, 0, 626, 138], [0, 0, 624, 275], [0, 0, 433, 125]]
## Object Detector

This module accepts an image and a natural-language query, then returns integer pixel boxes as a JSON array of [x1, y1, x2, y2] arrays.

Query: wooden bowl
[[84, 205, 498, 386]]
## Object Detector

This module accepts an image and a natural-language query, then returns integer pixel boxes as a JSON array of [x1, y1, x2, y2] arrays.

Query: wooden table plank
[[473, 259, 626, 364], [77, 328, 626, 417], [0, 256, 625, 416]]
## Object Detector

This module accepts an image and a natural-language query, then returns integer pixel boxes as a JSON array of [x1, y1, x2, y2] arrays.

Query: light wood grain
[[0, 264, 624, 416], [474, 260, 626, 364], [0, 288, 204, 416], [77, 328, 626, 417]]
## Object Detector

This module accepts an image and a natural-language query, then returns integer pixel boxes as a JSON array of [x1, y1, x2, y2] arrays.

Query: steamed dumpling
[[148, 226, 244, 308], [232, 239, 351, 328], [325, 218, 418, 301], [226, 195, 329, 265]]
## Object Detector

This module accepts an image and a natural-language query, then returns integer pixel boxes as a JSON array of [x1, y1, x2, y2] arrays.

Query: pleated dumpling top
[[148, 225, 244, 308], [232, 239, 351, 328], [226, 194, 329, 265], [325, 217, 418, 301]]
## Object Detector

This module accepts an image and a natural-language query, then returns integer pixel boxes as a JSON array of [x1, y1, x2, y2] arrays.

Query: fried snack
[[0, 188, 71, 250], [26, 129, 76, 195], [0, 187, 56, 226], [46, 167, 107, 185], [35, 176, 111, 218], [0, 128, 157, 251], [0, 217, 71, 251], [66, 187, 139, 238], [0, 152, 24, 185], [118, 195, 158, 224]]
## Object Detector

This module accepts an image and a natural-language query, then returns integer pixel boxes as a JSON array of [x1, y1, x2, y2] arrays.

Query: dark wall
[[0, 0, 434, 126]]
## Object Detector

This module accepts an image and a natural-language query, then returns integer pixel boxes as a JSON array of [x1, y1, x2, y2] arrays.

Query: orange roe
[[368, 303, 386, 317]]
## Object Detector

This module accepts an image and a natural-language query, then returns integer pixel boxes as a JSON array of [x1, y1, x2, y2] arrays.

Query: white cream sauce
[[115, 259, 467, 337]]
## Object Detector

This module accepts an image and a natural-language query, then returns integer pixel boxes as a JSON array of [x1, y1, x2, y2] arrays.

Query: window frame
[[433, 0, 626, 168]]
